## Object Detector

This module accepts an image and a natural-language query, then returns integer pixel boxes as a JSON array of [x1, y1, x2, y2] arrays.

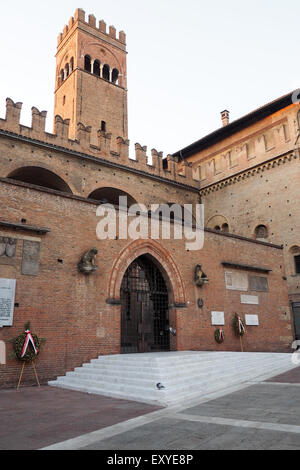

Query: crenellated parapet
[[57, 8, 126, 49], [0, 98, 199, 189]]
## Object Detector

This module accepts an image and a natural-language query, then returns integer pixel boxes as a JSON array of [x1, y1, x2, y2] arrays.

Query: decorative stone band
[[199, 149, 299, 196]]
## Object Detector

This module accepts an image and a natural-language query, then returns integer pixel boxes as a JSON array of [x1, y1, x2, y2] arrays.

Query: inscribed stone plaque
[[245, 314, 259, 326], [21, 240, 40, 276], [211, 311, 225, 325], [249, 276, 269, 292], [0, 278, 16, 326], [241, 294, 259, 305], [225, 271, 248, 291], [0, 237, 17, 259]]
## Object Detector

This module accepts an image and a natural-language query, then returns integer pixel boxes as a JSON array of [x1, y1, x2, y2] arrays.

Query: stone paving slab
[[265, 366, 300, 383], [2, 367, 300, 451], [0, 386, 162, 450], [81, 416, 300, 451], [182, 383, 300, 426]]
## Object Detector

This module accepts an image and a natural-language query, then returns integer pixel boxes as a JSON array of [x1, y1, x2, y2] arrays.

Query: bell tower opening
[[54, 8, 128, 147]]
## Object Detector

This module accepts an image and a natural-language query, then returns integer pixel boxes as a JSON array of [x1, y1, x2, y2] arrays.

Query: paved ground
[[1, 366, 300, 451]]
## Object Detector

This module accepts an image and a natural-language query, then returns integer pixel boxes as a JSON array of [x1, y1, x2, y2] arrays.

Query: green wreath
[[214, 328, 225, 344], [8, 322, 45, 363], [233, 313, 245, 337]]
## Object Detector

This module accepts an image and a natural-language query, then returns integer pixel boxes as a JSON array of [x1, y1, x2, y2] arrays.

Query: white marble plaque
[[245, 314, 259, 326], [211, 311, 225, 325], [0, 279, 16, 327], [225, 271, 248, 292], [241, 294, 259, 305]]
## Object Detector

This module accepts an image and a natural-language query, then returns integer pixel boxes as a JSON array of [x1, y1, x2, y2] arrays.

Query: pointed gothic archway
[[107, 240, 187, 354]]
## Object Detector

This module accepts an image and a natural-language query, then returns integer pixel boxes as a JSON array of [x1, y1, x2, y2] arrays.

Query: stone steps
[[48, 351, 296, 406]]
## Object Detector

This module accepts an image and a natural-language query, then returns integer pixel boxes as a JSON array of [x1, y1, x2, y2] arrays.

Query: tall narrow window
[[222, 223, 229, 233], [112, 68, 119, 84], [65, 63, 69, 78], [295, 255, 300, 274], [70, 57, 74, 72], [84, 55, 92, 72], [102, 64, 110, 81], [101, 121, 106, 132], [93, 60, 100, 77]]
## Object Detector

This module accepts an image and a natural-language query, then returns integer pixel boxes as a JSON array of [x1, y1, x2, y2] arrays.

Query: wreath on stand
[[214, 328, 225, 344], [233, 314, 246, 337], [233, 314, 246, 352], [8, 322, 46, 363]]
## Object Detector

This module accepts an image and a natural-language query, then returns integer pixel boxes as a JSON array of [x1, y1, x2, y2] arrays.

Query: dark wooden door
[[121, 255, 170, 354], [292, 302, 300, 340]]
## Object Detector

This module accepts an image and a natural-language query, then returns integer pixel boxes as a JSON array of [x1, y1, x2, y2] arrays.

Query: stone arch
[[88, 186, 137, 207], [7, 166, 73, 194], [206, 214, 230, 232], [254, 224, 268, 241], [83, 42, 124, 76], [107, 239, 186, 305], [288, 245, 300, 276]]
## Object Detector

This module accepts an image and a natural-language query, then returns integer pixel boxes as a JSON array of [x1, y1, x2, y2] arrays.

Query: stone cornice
[[199, 149, 299, 196]]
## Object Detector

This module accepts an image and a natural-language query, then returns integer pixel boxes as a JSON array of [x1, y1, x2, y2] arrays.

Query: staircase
[[48, 351, 296, 406]]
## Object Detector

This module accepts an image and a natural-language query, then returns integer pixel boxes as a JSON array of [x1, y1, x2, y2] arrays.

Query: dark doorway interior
[[120, 255, 170, 353], [292, 302, 300, 341]]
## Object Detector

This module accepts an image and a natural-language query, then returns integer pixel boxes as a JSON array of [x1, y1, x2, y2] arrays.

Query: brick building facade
[[174, 92, 300, 340], [0, 9, 294, 388]]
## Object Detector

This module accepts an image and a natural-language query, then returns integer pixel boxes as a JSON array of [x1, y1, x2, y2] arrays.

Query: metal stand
[[17, 361, 40, 391]]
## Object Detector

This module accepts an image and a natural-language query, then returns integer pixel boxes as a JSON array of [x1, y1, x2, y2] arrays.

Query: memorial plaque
[[225, 271, 248, 291], [21, 240, 40, 276], [249, 276, 269, 292], [0, 278, 16, 326], [211, 311, 225, 325], [245, 314, 259, 326], [241, 294, 259, 305], [0, 237, 17, 258]]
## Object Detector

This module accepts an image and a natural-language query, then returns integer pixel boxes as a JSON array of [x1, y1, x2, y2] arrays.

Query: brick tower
[[54, 8, 128, 147]]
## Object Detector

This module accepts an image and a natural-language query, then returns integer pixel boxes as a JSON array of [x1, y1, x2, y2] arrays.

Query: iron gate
[[120, 255, 170, 353]]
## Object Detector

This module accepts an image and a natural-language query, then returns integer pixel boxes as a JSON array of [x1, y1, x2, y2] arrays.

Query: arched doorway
[[120, 254, 170, 354]]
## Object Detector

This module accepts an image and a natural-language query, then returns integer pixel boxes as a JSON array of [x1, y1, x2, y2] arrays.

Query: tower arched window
[[65, 63, 69, 78], [70, 57, 74, 72], [60, 69, 64, 83], [102, 64, 110, 81], [84, 55, 92, 72], [222, 223, 229, 233], [93, 60, 101, 77], [112, 68, 119, 85], [255, 225, 268, 240]]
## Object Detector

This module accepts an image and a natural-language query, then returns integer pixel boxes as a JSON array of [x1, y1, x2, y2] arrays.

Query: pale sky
[[0, 0, 299, 156]]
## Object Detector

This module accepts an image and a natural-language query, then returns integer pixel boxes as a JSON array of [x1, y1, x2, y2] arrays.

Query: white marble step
[[70, 359, 285, 386], [49, 351, 295, 406], [84, 353, 287, 373]]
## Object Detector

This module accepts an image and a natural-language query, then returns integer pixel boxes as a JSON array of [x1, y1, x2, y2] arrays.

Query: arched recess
[[149, 203, 197, 225], [102, 64, 110, 81], [107, 239, 186, 306], [7, 166, 73, 193], [88, 187, 137, 207], [254, 224, 268, 241], [288, 245, 300, 276], [206, 214, 230, 232]]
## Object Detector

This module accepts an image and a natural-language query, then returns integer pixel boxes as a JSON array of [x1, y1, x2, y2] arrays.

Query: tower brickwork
[[54, 8, 128, 147]]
